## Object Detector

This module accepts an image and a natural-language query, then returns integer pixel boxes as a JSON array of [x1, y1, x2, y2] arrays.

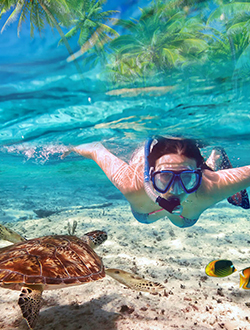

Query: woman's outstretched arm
[[203, 166, 250, 204], [63, 142, 143, 195]]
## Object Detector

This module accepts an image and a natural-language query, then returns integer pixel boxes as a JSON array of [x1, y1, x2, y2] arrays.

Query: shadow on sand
[[17, 294, 120, 330]]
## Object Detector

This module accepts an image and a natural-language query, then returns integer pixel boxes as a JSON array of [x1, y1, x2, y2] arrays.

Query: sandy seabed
[[0, 199, 250, 330]]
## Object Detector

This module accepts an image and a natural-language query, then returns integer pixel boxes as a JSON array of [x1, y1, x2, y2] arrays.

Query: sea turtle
[[0, 224, 164, 329]]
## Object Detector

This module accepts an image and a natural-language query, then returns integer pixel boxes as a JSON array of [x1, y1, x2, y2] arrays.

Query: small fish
[[239, 267, 250, 289], [205, 259, 236, 277]]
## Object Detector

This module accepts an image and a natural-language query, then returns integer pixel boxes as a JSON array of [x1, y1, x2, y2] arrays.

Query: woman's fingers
[[61, 150, 72, 159]]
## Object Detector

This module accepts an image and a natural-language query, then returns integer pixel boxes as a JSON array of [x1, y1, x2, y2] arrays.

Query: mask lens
[[154, 172, 173, 192], [180, 172, 200, 192]]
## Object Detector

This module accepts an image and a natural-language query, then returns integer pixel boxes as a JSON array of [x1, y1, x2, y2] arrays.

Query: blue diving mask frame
[[151, 168, 202, 194], [143, 138, 202, 215]]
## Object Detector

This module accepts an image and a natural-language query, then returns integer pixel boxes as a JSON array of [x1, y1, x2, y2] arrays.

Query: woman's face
[[154, 153, 197, 202]]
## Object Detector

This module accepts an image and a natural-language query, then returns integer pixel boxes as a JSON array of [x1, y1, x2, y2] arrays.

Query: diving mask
[[151, 168, 202, 194]]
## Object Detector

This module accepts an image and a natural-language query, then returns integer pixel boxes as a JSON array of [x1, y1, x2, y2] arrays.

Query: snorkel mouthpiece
[[156, 196, 183, 215], [144, 137, 184, 215]]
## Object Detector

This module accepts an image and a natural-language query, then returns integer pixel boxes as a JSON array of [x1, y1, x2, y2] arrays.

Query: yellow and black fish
[[205, 259, 236, 277], [239, 267, 250, 289]]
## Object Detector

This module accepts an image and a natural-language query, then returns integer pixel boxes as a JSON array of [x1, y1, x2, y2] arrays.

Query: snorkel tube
[[144, 138, 183, 215]]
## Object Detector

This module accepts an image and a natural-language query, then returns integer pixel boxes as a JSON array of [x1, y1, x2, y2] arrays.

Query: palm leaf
[[181, 39, 208, 53], [95, 0, 107, 7], [1, 1, 24, 33], [79, 28, 90, 45], [52, 0, 71, 16], [31, 3, 46, 36], [162, 48, 185, 66], [234, 42, 250, 75], [84, 18, 97, 28], [59, 26, 79, 44], [166, 17, 185, 34], [113, 18, 138, 32], [17, 2, 30, 37], [0, 0, 13, 18], [96, 23, 119, 37], [39, 1, 56, 29], [0, 0, 14, 12], [180, 18, 204, 33], [30, 19, 35, 39], [110, 35, 138, 49], [227, 21, 248, 37], [98, 10, 119, 19], [80, 0, 91, 12], [207, 3, 250, 25]]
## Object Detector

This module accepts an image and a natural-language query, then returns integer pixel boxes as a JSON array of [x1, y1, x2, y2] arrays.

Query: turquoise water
[[1, 0, 250, 223], [2, 3, 250, 329]]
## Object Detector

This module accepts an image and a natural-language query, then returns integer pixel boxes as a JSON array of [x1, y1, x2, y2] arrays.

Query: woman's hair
[[147, 136, 212, 170]]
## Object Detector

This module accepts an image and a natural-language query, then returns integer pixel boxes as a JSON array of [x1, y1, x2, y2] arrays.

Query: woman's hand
[[72, 142, 103, 159], [61, 148, 73, 159], [61, 142, 103, 160]]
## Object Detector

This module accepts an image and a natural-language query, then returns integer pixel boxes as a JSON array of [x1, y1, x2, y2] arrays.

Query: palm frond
[[0, 0, 14, 10], [79, 28, 91, 46], [180, 18, 204, 34], [113, 18, 138, 31], [84, 18, 97, 28], [207, 3, 250, 25], [109, 35, 139, 51], [166, 17, 184, 34], [235, 42, 250, 76], [45, 0, 72, 27], [17, 2, 30, 37], [1, 1, 24, 33], [96, 0, 108, 7], [162, 48, 184, 66], [30, 19, 35, 39], [0, 0, 14, 18], [181, 38, 208, 54], [96, 23, 119, 37], [227, 21, 247, 38], [31, 2, 46, 36], [80, 0, 91, 12], [59, 26, 79, 44], [98, 10, 119, 19]]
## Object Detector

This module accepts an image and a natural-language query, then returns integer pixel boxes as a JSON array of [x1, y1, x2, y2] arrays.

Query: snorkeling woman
[[63, 136, 250, 228]]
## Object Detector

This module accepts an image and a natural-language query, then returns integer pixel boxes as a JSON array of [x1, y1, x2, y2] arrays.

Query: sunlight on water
[[1, 144, 69, 164]]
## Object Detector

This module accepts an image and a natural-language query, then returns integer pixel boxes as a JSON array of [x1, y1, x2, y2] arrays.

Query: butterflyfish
[[205, 259, 236, 277], [239, 267, 250, 289]]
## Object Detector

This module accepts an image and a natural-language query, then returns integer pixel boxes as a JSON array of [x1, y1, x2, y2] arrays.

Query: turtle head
[[81, 230, 107, 249]]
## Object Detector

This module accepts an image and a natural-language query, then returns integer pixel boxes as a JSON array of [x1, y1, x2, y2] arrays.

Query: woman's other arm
[[202, 166, 250, 204]]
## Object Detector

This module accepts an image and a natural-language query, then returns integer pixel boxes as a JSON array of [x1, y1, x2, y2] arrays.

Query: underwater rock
[[33, 209, 57, 218], [119, 305, 135, 314], [79, 202, 113, 209]]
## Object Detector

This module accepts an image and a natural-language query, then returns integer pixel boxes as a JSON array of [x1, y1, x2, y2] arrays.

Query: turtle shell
[[0, 235, 105, 290]]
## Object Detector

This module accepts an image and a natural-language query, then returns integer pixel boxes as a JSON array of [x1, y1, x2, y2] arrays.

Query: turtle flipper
[[0, 224, 26, 243], [18, 285, 43, 329], [106, 268, 165, 293]]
